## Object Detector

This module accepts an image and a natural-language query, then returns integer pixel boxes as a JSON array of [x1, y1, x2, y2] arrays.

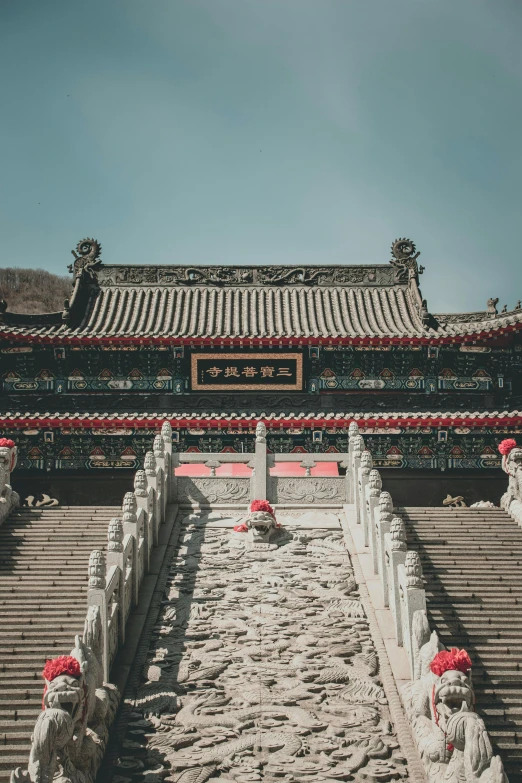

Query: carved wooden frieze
[[271, 476, 346, 504], [177, 477, 250, 505]]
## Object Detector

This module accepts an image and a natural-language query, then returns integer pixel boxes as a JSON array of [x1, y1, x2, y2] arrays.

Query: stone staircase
[[0, 506, 118, 780], [401, 506, 522, 783]]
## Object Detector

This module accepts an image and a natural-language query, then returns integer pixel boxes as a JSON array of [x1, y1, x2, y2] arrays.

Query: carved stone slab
[[271, 476, 346, 504], [177, 477, 250, 505], [113, 511, 411, 783]]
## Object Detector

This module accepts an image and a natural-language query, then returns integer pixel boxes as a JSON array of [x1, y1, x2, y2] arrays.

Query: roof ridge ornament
[[390, 238, 424, 282], [68, 238, 102, 278]]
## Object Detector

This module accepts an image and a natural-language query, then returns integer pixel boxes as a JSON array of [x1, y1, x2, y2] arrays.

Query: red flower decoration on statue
[[42, 655, 81, 682], [249, 499, 275, 518], [430, 648, 472, 677], [0, 438, 15, 449], [233, 523, 249, 533], [498, 438, 517, 456]]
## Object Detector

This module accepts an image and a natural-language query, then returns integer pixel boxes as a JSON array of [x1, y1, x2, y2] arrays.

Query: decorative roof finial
[[487, 297, 499, 316], [68, 238, 102, 278], [390, 238, 423, 281]]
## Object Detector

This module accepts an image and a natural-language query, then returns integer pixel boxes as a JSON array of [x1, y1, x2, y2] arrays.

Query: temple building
[[1, 237, 521, 502]]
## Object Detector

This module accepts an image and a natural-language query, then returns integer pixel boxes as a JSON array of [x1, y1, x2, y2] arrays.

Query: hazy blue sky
[[1, 0, 521, 312]]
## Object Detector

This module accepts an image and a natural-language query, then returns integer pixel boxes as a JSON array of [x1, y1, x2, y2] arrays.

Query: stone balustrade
[[10, 422, 174, 783], [348, 422, 508, 783], [173, 421, 351, 507]]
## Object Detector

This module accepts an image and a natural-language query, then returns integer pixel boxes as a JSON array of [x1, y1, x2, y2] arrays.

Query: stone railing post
[[375, 491, 393, 576], [398, 550, 427, 676], [366, 469, 381, 548], [122, 491, 140, 604], [252, 422, 267, 501], [106, 517, 125, 647], [347, 422, 359, 502], [358, 450, 372, 527], [0, 442, 20, 526], [161, 421, 174, 502], [87, 550, 110, 681], [134, 469, 152, 571], [352, 434, 364, 523], [384, 518, 408, 643], [153, 434, 166, 524], [144, 451, 159, 545]]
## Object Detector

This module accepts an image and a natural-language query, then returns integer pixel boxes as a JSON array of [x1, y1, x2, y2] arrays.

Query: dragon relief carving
[[111, 512, 410, 783], [92, 264, 396, 287], [389, 238, 424, 282], [68, 239, 102, 278]]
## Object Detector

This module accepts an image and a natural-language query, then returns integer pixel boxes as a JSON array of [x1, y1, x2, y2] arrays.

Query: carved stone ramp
[[0, 505, 118, 780], [401, 506, 522, 783], [104, 507, 419, 783]]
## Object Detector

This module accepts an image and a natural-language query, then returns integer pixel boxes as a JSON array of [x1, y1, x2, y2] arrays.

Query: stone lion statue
[[10, 606, 118, 783], [402, 611, 507, 783]]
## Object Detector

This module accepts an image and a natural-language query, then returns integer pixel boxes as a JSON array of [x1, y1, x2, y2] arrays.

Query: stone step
[[405, 507, 522, 778], [0, 505, 117, 777]]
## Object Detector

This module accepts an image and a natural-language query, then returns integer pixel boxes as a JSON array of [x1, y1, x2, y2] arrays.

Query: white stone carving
[[501, 446, 522, 525], [402, 612, 508, 783], [177, 477, 250, 505], [0, 444, 19, 525], [274, 477, 345, 504], [255, 421, 266, 443], [10, 607, 118, 783], [116, 513, 410, 783]]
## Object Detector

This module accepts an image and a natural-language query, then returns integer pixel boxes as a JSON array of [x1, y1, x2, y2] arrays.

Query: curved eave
[[1, 410, 521, 430], [0, 321, 521, 346]]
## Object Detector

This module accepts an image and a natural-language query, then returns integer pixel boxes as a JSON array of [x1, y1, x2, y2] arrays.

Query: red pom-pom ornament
[[499, 439, 517, 456], [42, 655, 81, 682], [0, 438, 15, 449], [430, 648, 472, 677], [249, 499, 275, 518]]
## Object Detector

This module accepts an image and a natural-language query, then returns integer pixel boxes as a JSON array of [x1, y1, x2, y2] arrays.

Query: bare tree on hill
[[0, 268, 72, 314]]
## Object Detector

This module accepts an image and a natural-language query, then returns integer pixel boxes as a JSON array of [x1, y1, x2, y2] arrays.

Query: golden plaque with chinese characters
[[191, 353, 303, 391]]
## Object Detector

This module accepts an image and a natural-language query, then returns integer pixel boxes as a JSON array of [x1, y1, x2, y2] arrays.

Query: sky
[[1, 0, 522, 313]]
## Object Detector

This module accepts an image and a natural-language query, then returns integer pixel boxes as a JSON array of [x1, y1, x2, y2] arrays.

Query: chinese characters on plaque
[[191, 353, 303, 390]]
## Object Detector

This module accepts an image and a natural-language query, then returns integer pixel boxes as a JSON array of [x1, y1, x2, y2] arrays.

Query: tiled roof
[[1, 410, 521, 428], [2, 283, 522, 343]]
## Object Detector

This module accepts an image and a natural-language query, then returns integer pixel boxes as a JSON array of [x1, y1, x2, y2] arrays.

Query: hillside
[[0, 268, 72, 314]]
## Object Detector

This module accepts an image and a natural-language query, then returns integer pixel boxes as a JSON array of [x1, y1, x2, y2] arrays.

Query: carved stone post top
[[255, 421, 266, 443], [368, 468, 382, 485], [352, 434, 364, 458], [153, 433, 165, 457], [108, 517, 124, 552], [122, 491, 137, 516], [88, 549, 106, 588], [300, 457, 317, 468], [405, 550, 424, 588], [348, 421, 359, 438], [390, 517, 407, 551], [144, 450, 157, 475], [360, 450, 373, 470], [379, 491, 394, 514], [161, 421, 172, 439], [134, 469, 148, 496]]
